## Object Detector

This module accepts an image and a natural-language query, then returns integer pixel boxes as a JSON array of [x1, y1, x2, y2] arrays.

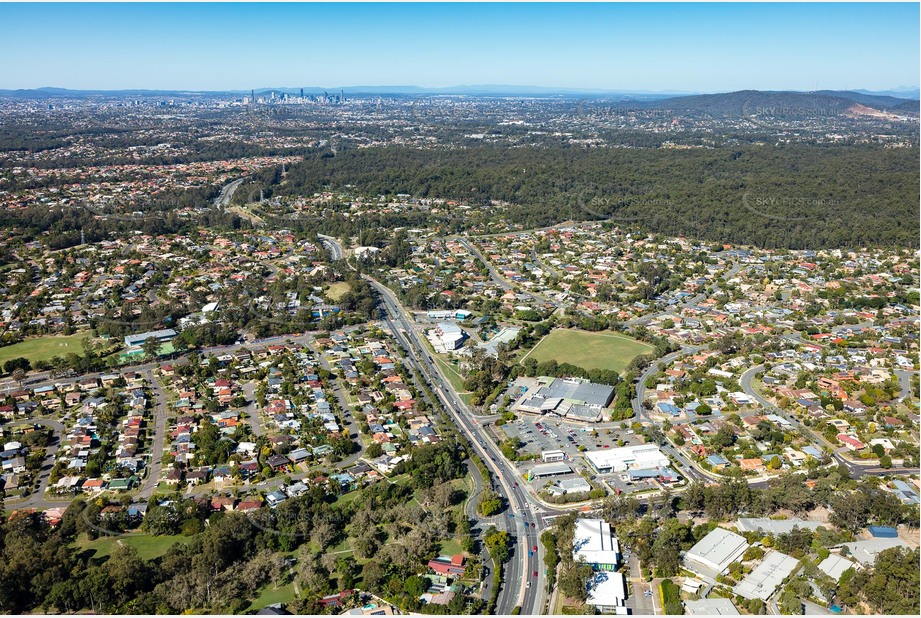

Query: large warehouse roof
[[529, 462, 572, 477], [733, 550, 799, 601], [818, 555, 855, 581], [684, 599, 740, 616], [522, 377, 615, 408], [842, 538, 911, 566], [684, 527, 749, 577], [585, 444, 669, 473], [736, 517, 825, 535]]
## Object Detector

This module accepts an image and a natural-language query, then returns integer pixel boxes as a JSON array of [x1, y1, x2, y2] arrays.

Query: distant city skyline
[[1, 2, 918, 92]]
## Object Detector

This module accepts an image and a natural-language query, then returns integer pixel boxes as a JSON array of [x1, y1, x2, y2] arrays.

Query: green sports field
[[0, 333, 95, 366], [520, 329, 654, 373]]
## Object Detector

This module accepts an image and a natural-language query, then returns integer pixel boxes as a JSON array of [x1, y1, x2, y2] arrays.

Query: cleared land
[[326, 282, 351, 301], [434, 356, 473, 405], [74, 532, 193, 560], [520, 329, 654, 373], [0, 332, 96, 365]]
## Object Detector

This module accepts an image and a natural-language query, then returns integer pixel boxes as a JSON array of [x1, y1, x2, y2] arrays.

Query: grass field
[[247, 581, 298, 611], [74, 532, 193, 560], [520, 329, 654, 373], [435, 356, 470, 394], [0, 332, 96, 365], [326, 282, 351, 301]]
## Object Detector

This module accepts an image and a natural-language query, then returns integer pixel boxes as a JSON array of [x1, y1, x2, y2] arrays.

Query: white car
[[526, 582, 531, 589]]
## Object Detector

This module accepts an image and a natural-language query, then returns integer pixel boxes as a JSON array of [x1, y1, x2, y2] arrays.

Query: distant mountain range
[[0, 86, 917, 116], [637, 89, 920, 117]]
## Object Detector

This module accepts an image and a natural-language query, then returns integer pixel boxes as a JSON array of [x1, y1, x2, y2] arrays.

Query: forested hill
[[645, 90, 919, 117], [275, 144, 919, 249]]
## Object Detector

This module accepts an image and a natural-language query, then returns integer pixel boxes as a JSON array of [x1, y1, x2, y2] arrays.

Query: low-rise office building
[[585, 444, 669, 474], [573, 518, 620, 570]]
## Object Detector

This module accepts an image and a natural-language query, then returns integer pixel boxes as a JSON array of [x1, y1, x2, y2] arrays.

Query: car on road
[[514, 482, 519, 487], [644, 591, 652, 597], [533, 571, 538, 577], [528, 550, 533, 557], [526, 582, 531, 589], [532, 545, 537, 551]]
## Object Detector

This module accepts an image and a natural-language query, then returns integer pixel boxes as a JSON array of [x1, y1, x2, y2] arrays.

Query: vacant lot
[[0, 332, 96, 366], [520, 329, 653, 373], [326, 282, 351, 301], [74, 532, 193, 560]]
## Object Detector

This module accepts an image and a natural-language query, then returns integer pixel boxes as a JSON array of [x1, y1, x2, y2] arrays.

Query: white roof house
[[733, 550, 799, 601], [573, 518, 620, 570], [683, 527, 749, 578]]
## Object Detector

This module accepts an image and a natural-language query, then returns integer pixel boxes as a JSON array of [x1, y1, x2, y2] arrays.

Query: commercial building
[[736, 517, 825, 535], [433, 323, 466, 350], [626, 467, 682, 484], [573, 518, 620, 570], [541, 449, 565, 462], [842, 538, 911, 566], [684, 599, 740, 615], [585, 444, 669, 474], [426, 309, 471, 320], [123, 328, 177, 348], [479, 326, 521, 358], [585, 571, 627, 613], [528, 462, 572, 478], [559, 477, 592, 493], [683, 527, 749, 578], [818, 554, 856, 581], [515, 377, 615, 420], [733, 550, 799, 601]]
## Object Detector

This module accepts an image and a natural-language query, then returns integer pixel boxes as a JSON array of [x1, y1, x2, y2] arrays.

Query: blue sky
[[1, 2, 917, 92]]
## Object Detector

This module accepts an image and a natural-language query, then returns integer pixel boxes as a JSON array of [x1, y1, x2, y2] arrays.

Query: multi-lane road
[[320, 231, 555, 613], [367, 274, 557, 615], [213, 177, 246, 209]]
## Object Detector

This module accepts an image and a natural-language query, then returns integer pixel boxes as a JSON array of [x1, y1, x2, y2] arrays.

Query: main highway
[[367, 273, 557, 614], [325, 234, 555, 613]]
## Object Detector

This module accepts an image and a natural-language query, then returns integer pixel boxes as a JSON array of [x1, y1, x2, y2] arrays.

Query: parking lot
[[497, 416, 659, 496], [500, 416, 645, 459]]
